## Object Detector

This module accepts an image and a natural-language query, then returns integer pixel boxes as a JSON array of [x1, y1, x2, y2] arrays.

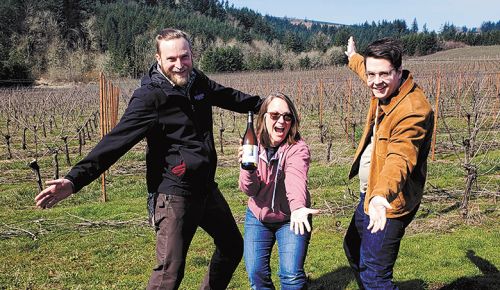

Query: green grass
[[1, 130, 498, 289], [1, 155, 499, 289]]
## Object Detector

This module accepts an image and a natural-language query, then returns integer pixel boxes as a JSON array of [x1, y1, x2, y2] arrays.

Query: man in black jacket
[[35, 28, 262, 290]]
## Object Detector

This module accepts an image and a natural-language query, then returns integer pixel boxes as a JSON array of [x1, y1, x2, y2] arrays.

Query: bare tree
[[440, 73, 499, 218]]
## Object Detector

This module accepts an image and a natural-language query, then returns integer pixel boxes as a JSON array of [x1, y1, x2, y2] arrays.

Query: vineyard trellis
[[0, 58, 498, 217], [0, 73, 122, 203]]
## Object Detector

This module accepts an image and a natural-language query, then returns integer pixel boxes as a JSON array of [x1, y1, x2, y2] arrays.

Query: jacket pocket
[[165, 144, 209, 183], [177, 144, 209, 181], [375, 133, 389, 158]]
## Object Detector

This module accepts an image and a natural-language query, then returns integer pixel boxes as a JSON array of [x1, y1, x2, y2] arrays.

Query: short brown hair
[[365, 37, 403, 70], [155, 28, 192, 54], [256, 93, 301, 147]]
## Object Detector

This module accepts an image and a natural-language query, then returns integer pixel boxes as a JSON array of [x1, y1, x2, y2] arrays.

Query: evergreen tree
[[199, 46, 243, 72], [411, 18, 418, 33]]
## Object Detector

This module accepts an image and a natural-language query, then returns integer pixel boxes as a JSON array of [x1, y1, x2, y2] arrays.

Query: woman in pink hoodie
[[238, 93, 319, 290]]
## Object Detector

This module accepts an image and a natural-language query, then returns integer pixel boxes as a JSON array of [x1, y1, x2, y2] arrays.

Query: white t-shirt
[[359, 135, 373, 193], [359, 101, 380, 194]]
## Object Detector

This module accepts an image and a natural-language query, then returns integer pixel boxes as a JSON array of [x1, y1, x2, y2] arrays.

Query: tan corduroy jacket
[[348, 53, 434, 218]]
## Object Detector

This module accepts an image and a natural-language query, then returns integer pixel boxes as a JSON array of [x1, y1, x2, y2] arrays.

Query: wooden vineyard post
[[319, 79, 324, 143], [106, 81, 112, 133], [99, 72, 121, 202], [296, 80, 302, 118], [99, 72, 107, 202], [495, 73, 500, 116], [456, 73, 463, 118], [431, 70, 441, 161], [113, 85, 120, 126], [346, 78, 352, 145]]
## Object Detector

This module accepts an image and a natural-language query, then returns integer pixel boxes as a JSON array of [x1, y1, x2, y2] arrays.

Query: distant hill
[[410, 45, 500, 60], [287, 17, 346, 29], [0, 0, 499, 82]]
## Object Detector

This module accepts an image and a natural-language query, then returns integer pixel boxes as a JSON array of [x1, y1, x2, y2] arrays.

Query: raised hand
[[345, 36, 357, 59]]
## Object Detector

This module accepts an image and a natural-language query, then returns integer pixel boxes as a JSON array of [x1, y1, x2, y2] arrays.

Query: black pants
[[147, 187, 243, 290]]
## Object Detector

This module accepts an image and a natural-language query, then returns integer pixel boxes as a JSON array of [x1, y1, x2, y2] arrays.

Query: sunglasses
[[267, 112, 293, 122]]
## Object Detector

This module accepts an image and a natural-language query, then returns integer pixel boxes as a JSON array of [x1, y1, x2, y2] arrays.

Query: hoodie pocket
[[165, 143, 210, 183], [259, 206, 287, 223], [178, 145, 209, 180]]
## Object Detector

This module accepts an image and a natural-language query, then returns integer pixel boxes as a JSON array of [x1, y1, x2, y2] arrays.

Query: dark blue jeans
[[244, 208, 311, 290], [343, 192, 418, 290]]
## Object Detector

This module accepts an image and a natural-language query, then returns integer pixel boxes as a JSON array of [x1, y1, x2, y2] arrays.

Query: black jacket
[[66, 64, 262, 195]]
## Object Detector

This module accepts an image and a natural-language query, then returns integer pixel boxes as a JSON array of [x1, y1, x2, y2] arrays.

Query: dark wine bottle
[[241, 111, 258, 170]]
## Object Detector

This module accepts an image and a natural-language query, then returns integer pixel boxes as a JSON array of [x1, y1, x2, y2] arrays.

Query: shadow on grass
[[308, 266, 427, 290], [308, 266, 354, 290], [439, 250, 500, 290], [419, 202, 460, 219], [308, 250, 498, 290], [397, 279, 427, 290]]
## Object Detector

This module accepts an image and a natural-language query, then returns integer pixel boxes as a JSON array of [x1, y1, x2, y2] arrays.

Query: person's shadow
[[439, 250, 500, 290], [308, 250, 498, 290], [307, 266, 356, 290], [307, 266, 427, 289]]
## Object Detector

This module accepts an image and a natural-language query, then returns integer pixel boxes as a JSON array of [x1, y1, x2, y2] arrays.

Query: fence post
[[319, 79, 324, 143], [99, 72, 107, 202], [431, 70, 441, 161], [346, 78, 352, 144], [98, 72, 121, 202]]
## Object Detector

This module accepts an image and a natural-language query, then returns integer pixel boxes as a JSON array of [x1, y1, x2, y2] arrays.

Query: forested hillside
[[1, 0, 499, 84]]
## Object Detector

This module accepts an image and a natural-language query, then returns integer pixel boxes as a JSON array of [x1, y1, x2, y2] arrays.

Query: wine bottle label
[[242, 144, 258, 163]]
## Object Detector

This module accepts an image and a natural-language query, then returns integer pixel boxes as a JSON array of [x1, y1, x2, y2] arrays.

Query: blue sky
[[226, 0, 500, 32]]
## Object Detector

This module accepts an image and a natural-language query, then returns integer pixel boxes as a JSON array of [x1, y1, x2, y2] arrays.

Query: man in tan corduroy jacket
[[343, 36, 434, 289]]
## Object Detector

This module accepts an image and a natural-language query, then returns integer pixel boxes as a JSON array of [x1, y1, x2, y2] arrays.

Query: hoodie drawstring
[[271, 152, 283, 212]]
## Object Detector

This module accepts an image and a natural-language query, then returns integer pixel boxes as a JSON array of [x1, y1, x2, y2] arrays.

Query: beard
[[164, 67, 192, 87]]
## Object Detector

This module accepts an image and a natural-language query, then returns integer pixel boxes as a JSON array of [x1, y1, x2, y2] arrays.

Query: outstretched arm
[[35, 93, 157, 209], [284, 143, 319, 235]]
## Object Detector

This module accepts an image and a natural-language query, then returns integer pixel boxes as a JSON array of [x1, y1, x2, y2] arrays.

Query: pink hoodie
[[239, 139, 311, 223]]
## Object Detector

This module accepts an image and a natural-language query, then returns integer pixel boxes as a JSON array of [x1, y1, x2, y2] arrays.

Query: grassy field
[[1, 155, 498, 289], [1, 49, 499, 289]]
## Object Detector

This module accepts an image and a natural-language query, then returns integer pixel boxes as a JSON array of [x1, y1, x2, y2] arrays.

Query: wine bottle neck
[[247, 112, 253, 124]]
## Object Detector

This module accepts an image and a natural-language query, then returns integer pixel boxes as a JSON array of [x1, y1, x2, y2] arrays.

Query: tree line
[[1, 0, 499, 84]]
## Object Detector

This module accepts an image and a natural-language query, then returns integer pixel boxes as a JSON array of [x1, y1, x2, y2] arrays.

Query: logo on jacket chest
[[193, 93, 205, 101]]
